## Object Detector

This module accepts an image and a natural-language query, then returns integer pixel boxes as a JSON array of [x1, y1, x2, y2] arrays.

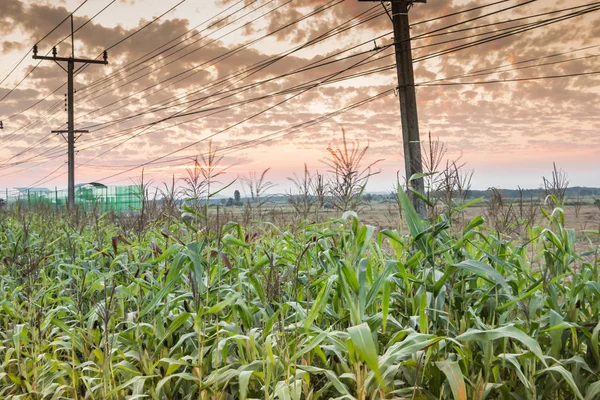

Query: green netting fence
[[6, 185, 143, 212]]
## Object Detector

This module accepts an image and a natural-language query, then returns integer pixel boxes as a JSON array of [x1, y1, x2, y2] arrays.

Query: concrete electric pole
[[32, 16, 108, 210], [360, 0, 426, 217]]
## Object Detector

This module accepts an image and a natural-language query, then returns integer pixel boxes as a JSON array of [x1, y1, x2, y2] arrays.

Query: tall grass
[[0, 189, 599, 399]]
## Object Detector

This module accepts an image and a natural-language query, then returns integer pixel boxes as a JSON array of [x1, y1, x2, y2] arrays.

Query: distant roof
[[15, 187, 51, 194], [74, 182, 107, 189]]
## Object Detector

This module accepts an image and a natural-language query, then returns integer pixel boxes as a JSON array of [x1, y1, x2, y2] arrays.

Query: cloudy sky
[[0, 0, 598, 196]]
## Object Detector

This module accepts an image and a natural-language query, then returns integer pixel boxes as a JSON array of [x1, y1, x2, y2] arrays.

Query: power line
[[0, 0, 281, 153], [75, 1, 557, 154], [419, 1, 600, 40], [95, 89, 396, 184], [0, 0, 544, 173], [0, 1, 274, 168], [0, 0, 520, 154], [79, 41, 391, 132], [0, 0, 318, 173], [77, 0, 260, 94], [0, 0, 90, 87], [70, 0, 518, 127], [13, 44, 598, 172], [0, 0, 111, 107], [413, 4, 600, 64], [0, 0, 118, 151], [91, 45, 398, 182], [71, 0, 295, 126], [416, 70, 600, 86], [74, 0, 348, 161], [0, 0, 191, 141], [419, 47, 600, 84], [5, 0, 600, 183], [90, 2, 600, 182]]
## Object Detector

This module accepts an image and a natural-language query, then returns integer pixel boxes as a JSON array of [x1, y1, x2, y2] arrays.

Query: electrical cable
[[0, 0, 90, 89], [416, 70, 600, 86], [8, 0, 600, 187]]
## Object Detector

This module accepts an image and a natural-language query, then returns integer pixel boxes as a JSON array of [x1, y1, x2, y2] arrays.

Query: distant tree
[[226, 197, 234, 207], [234, 190, 241, 205]]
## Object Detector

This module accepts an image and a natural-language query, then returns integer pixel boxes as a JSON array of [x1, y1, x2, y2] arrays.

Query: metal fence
[[5, 185, 143, 212]]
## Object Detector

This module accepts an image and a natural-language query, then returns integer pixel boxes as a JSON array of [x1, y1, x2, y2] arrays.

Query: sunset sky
[[0, 0, 598, 197]]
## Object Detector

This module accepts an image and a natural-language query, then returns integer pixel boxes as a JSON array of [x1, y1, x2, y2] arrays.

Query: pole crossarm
[[33, 55, 109, 65], [52, 129, 89, 143]]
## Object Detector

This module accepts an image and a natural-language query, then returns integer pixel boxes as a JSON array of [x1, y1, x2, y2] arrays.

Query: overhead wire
[[11, 0, 600, 187], [72, 0, 516, 129], [5, 0, 252, 137], [412, 4, 600, 63], [1, 0, 331, 179], [92, 45, 392, 182], [416, 70, 600, 86], [79, 2, 383, 136], [75, 0, 349, 161], [76, 0, 265, 96], [98, 89, 396, 180], [14, 42, 600, 171], [0, 0, 118, 149], [0, 0, 191, 145], [0, 0, 519, 158], [4, 1, 584, 170], [71, 0, 295, 126], [0, 0, 92, 104], [74, 0, 536, 137], [92, 1, 600, 182], [0, 0, 548, 177], [86, 0, 544, 180], [22, 2, 389, 185], [75, 0, 554, 153], [0, 0, 281, 160], [418, 46, 600, 84]]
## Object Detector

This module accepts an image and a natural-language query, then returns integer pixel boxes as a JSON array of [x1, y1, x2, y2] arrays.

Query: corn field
[[1, 191, 600, 399]]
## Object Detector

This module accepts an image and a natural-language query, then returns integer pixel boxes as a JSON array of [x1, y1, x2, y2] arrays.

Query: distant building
[[15, 187, 51, 195]]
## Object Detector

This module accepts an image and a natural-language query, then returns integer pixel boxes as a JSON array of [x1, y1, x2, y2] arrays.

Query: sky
[[0, 0, 598, 197]]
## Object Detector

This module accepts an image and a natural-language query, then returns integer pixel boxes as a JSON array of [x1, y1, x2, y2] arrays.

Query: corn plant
[[0, 189, 599, 399]]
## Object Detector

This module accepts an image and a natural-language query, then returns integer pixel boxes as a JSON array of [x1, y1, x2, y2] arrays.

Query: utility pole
[[360, 0, 426, 217], [32, 16, 108, 210]]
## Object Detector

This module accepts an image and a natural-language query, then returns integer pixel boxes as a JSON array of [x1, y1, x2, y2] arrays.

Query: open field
[[212, 200, 600, 234], [1, 192, 600, 399]]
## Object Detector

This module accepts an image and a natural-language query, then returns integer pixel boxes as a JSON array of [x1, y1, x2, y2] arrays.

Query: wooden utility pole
[[360, 0, 426, 217], [32, 16, 108, 210]]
